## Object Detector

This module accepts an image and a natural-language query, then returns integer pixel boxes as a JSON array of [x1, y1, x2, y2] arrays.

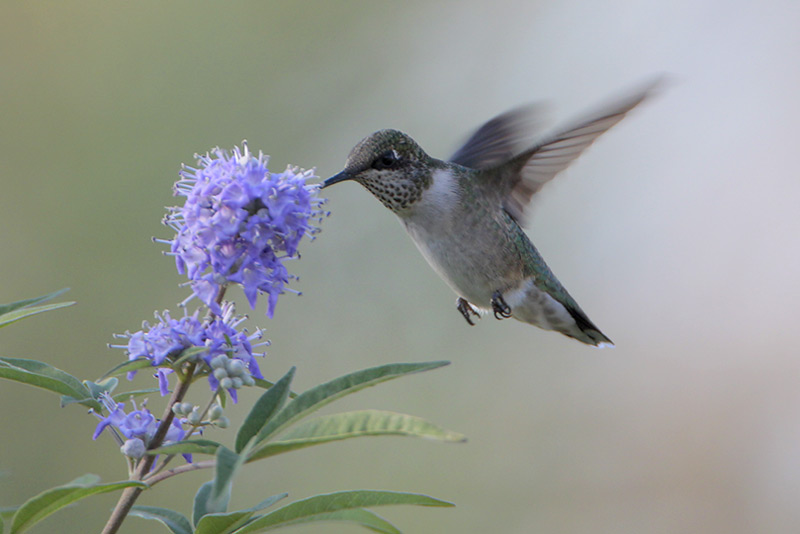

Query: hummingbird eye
[[372, 150, 400, 170]]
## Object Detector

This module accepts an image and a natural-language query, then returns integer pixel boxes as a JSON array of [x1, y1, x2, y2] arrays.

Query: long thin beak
[[321, 170, 354, 189]]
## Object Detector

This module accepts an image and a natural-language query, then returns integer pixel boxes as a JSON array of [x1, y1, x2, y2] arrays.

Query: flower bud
[[210, 355, 228, 369], [227, 359, 245, 375], [213, 368, 229, 381], [219, 377, 234, 390], [121, 438, 146, 459], [231, 377, 243, 389], [208, 404, 223, 420], [187, 408, 202, 426], [215, 416, 230, 429]]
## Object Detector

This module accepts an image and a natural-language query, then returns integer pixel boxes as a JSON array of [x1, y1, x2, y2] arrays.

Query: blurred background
[[2, 1, 799, 532]]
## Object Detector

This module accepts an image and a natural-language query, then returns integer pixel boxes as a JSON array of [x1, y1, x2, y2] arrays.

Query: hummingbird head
[[323, 129, 441, 213]]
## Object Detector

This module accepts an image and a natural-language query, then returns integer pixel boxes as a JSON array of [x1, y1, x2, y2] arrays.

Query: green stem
[[145, 391, 218, 479], [144, 459, 216, 486], [101, 362, 197, 534]]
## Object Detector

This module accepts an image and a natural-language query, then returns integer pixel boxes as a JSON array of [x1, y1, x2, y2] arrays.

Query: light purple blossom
[[164, 143, 326, 317], [92, 395, 191, 462], [113, 304, 268, 401]]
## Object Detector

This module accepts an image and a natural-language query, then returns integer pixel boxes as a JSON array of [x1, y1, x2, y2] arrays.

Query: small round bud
[[187, 409, 202, 425], [215, 416, 230, 429], [210, 355, 228, 369], [180, 402, 194, 414], [219, 377, 234, 390], [172, 403, 183, 415], [231, 377, 244, 389], [242, 374, 256, 387], [213, 367, 228, 381], [120, 438, 146, 459], [208, 404, 223, 420], [227, 359, 245, 375]]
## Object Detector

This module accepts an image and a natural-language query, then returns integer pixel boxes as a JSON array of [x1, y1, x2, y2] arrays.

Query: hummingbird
[[322, 82, 656, 346]]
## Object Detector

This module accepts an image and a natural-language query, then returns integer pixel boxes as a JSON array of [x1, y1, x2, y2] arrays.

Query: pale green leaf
[[10, 476, 146, 534], [0, 289, 69, 316], [172, 346, 210, 367], [209, 446, 243, 513], [245, 493, 288, 513], [195, 510, 255, 534], [253, 378, 297, 399], [100, 358, 153, 380], [287, 508, 401, 534], [0, 358, 96, 409], [0, 302, 74, 329], [236, 367, 295, 452], [129, 506, 192, 534], [148, 439, 222, 456], [61, 387, 160, 408], [0, 289, 72, 329], [256, 361, 449, 443], [234, 490, 453, 534], [1, 505, 20, 522], [249, 410, 465, 461], [193, 481, 215, 527]]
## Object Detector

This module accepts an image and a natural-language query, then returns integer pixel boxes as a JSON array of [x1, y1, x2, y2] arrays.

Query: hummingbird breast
[[400, 168, 526, 308]]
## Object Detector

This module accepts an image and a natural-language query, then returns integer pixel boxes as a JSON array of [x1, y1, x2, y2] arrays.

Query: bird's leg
[[491, 290, 512, 320], [456, 297, 480, 326]]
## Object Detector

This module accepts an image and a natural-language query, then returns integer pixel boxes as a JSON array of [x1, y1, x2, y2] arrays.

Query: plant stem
[[145, 459, 216, 486], [101, 362, 197, 534], [146, 392, 218, 478]]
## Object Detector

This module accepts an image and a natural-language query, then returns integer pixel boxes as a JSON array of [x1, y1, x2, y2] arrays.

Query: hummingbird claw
[[491, 291, 512, 320], [456, 297, 480, 326]]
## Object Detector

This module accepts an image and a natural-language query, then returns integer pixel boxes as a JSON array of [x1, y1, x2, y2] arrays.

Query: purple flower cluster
[[165, 143, 326, 317], [115, 305, 267, 401], [93, 394, 189, 461]]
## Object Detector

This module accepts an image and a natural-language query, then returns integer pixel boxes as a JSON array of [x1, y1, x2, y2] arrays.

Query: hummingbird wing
[[449, 104, 544, 170], [500, 81, 658, 225]]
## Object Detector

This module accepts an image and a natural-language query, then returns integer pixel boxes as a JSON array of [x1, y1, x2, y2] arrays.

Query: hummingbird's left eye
[[373, 150, 399, 170]]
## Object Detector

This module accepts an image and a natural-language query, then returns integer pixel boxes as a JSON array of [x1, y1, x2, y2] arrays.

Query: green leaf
[[85, 377, 119, 397], [9, 476, 147, 534], [244, 493, 288, 513], [195, 492, 289, 534], [111, 387, 162, 402], [0, 358, 96, 409], [173, 346, 210, 367], [295, 508, 401, 534], [0, 287, 69, 316], [0, 289, 69, 316], [209, 446, 246, 513], [195, 510, 255, 534], [129, 506, 193, 534], [0, 506, 19, 522], [249, 410, 465, 462], [234, 490, 453, 534], [0, 302, 75, 329], [253, 378, 297, 399], [256, 361, 449, 444], [61, 387, 160, 408], [193, 481, 215, 527], [59, 377, 119, 408], [148, 439, 222, 456], [236, 367, 295, 452], [100, 358, 153, 379]]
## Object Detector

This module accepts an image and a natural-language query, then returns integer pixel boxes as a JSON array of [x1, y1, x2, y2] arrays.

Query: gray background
[[2, 1, 799, 533]]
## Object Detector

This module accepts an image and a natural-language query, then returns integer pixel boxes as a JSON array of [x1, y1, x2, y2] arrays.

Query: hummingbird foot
[[456, 297, 480, 326], [491, 291, 513, 320]]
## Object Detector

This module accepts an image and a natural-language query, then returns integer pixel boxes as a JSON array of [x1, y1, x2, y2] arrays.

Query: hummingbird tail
[[563, 304, 614, 348]]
